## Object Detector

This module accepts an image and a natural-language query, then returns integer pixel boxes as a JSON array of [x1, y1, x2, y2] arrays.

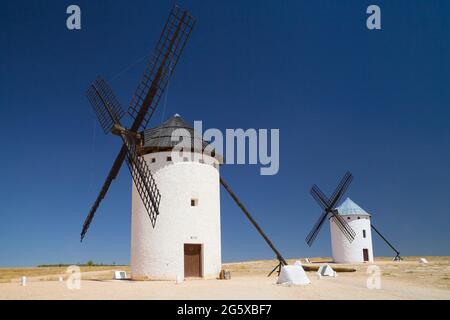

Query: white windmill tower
[[79, 6, 205, 280], [331, 198, 373, 263], [80, 5, 293, 280], [130, 114, 222, 280], [306, 172, 403, 263]]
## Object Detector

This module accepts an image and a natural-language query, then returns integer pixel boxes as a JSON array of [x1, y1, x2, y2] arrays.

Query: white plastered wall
[[330, 215, 374, 263], [130, 151, 221, 280]]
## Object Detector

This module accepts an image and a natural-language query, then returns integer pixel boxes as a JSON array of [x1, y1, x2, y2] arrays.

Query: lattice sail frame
[[81, 5, 196, 242], [86, 77, 125, 134], [85, 76, 161, 228], [127, 5, 196, 131], [306, 172, 356, 246], [305, 209, 328, 246], [330, 212, 357, 242], [122, 134, 161, 227]]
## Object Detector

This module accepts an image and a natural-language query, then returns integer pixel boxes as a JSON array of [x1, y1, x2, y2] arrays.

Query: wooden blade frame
[[329, 171, 353, 208], [127, 5, 196, 132], [306, 172, 356, 246], [330, 211, 357, 243], [310, 185, 331, 210], [122, 134, 161, 228], [81, 77, 161, 241], [86, 77, 125, 134], [80, 6, 196, 241], [80, 147, 126, 241], [305, 209, 330, 247]]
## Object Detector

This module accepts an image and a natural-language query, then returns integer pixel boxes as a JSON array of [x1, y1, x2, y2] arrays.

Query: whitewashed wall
[[330, 215, 374, 263], [130, 151, 222, 280]]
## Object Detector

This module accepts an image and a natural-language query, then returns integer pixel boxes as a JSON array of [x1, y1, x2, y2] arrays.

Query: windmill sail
[[305, 172, 356, 246], [82, 77, 162, 240], [80, 5, 195, 241], [86, 77, 125, 134], [80, 147, 126, 241], [122, 135, 161, 227], [330, 213, 357, 243], [310, 185, 330, 210], [329, 171, 353, 208], [128, 5, 196, 132], [305, 208, 330, 247]]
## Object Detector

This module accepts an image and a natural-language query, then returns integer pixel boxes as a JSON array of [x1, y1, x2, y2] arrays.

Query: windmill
[[80, 5, 196, 241], [81, 5, 288, 278], [305, 171, 357, 247], [306, 171, 403, 262]]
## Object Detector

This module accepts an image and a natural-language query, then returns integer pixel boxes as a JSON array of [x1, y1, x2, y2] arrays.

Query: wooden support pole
[[220, 177, 288, 267]]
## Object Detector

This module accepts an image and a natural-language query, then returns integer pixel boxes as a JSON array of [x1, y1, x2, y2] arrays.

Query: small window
[[347, 217, 351, 220], [363, 230, 366, 238], [167, 156, 172, 162], [357, 216, 361, 219], [191, 198, 198, 207], [151, 158, 156, 163]]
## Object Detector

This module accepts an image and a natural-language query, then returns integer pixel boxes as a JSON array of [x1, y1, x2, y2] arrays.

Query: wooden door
[[363, 248, 369, 262], [184, 244, 202, 277]]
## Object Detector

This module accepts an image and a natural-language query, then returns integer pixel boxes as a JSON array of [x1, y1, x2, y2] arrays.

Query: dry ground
[[0, 256, 449, 300], [0, 266, 126, 283]]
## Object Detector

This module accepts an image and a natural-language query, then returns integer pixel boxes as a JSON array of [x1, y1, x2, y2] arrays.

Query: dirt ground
[[0, 256, 449, 300]]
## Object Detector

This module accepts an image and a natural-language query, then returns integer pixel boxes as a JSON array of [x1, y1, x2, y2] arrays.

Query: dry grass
[[224, 256, 450, 290], [0, 266, 130, 283], [0, 257, 449, 299], [2, 256, 450, 290]]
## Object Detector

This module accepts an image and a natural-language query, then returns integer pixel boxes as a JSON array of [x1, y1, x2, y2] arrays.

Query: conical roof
[[336, 198, 370, 216], [141, 114, 219, 159]]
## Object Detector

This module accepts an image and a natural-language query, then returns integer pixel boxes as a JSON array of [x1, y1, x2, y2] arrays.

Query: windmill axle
[[112, 124, 142, 144]]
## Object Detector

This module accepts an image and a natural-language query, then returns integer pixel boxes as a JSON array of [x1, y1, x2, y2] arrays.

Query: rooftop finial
[[174, 113, 181, 117]]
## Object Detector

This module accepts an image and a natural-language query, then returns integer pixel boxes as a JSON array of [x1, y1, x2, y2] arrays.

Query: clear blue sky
[[0, 0, 449, 267]]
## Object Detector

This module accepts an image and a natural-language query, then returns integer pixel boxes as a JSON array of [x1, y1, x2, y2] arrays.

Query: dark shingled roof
[[141, 114, 215, 156]]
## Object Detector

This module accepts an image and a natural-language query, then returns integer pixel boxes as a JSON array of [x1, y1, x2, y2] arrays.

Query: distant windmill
[[306, 171, 402, 262], [81, 5, 288, 279]]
